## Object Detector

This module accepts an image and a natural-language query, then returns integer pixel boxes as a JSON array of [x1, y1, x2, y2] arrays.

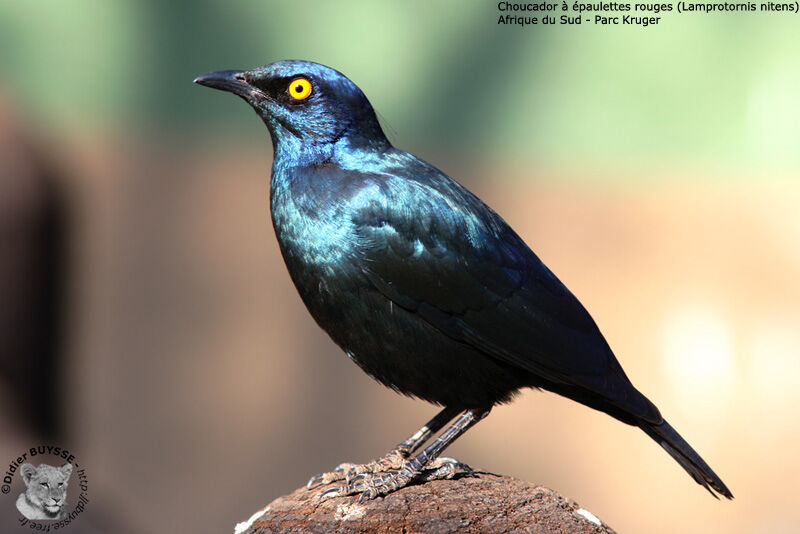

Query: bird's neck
[[273, 133, 392, 171], [273, 134, 334, 168]]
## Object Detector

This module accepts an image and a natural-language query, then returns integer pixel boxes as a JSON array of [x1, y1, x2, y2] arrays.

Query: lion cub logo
[[16, 463, 73, 520]]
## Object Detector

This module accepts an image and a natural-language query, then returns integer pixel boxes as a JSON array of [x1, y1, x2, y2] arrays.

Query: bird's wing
[[351, 169, 657, 420]]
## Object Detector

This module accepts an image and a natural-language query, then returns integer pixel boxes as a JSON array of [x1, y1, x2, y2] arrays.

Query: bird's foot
[[306, 447, 410, 489], [419, 456, 474, 482], [317, 457, 473, 502]]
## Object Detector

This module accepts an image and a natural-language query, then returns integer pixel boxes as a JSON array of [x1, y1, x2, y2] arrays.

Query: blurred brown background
[[1, 2, 799, 533]]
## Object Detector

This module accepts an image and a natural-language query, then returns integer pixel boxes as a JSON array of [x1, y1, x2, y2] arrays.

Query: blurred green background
[[1, 2, 799, 534], [4, 0, 800, 172]]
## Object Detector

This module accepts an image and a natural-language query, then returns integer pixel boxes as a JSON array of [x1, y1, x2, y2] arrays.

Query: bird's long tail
[[639, 419, 733, 499]]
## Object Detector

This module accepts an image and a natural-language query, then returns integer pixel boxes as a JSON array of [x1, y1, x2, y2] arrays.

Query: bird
[[194, 60, 732, 501]]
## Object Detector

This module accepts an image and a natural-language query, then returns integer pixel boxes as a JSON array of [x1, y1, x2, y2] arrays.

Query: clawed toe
[[319, 485, 344, 499], [307, 462, 356, 489], [306, 473, 328, 489], [312, 455, 475, 500], [305, 409, 487, 501], [313, 469, 413, 501], [316, 472, 392, 501], [307, 448, 411, 491], [419, 456, 474, 482]]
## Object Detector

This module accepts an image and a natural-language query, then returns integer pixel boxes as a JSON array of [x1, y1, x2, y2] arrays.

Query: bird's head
[[194, 60, 389, 156]]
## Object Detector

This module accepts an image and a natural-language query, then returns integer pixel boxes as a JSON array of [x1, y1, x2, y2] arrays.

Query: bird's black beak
[[193, 70, 254, 99]]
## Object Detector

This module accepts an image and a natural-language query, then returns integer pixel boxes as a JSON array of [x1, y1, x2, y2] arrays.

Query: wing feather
[[348, 164, 658, 421]]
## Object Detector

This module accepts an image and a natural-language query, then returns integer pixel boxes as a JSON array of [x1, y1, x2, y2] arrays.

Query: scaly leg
[[321, 406, 491, 502], [307, 406, 461, 489]]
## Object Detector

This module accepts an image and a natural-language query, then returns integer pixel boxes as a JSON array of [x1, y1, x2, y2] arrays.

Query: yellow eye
[[288, 78, 312, 100]]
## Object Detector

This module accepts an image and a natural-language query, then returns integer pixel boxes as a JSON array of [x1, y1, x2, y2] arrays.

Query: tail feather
[[640, 419, 733, 499]]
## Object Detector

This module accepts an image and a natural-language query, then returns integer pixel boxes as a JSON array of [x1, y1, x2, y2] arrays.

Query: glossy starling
[[194, 60, 732, 501]]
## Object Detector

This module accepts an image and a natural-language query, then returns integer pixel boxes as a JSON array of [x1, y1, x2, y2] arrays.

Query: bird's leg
[[307, 406, 460, 489], [321, 406, 491, 502]]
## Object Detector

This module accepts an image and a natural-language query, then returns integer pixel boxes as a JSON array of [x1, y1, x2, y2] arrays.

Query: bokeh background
[[2, 1, 799, 533]]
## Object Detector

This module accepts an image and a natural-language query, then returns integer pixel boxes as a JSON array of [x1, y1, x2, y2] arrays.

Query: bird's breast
[[271, 183, 353, 266], [269, 173, 368, 321]]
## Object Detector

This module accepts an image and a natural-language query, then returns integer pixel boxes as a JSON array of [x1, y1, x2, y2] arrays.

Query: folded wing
[[351, 169, 660, 423]]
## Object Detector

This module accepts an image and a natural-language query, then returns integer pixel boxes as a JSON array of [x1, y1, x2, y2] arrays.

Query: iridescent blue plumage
[[194, 60, 732, 500]]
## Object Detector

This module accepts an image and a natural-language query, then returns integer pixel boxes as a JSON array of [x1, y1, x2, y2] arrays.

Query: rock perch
[[235, 471, 615, 534]]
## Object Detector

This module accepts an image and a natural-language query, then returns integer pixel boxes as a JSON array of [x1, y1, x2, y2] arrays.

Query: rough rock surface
[[237, 472, 615, 534]]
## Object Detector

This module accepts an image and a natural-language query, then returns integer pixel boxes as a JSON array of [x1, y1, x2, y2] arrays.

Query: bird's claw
[[418, 456, 474, 482], [315, 456, 474, 501], [306, 448, 410, 489], [306, 462, 358, 489], [341, 469, 416, 502]]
